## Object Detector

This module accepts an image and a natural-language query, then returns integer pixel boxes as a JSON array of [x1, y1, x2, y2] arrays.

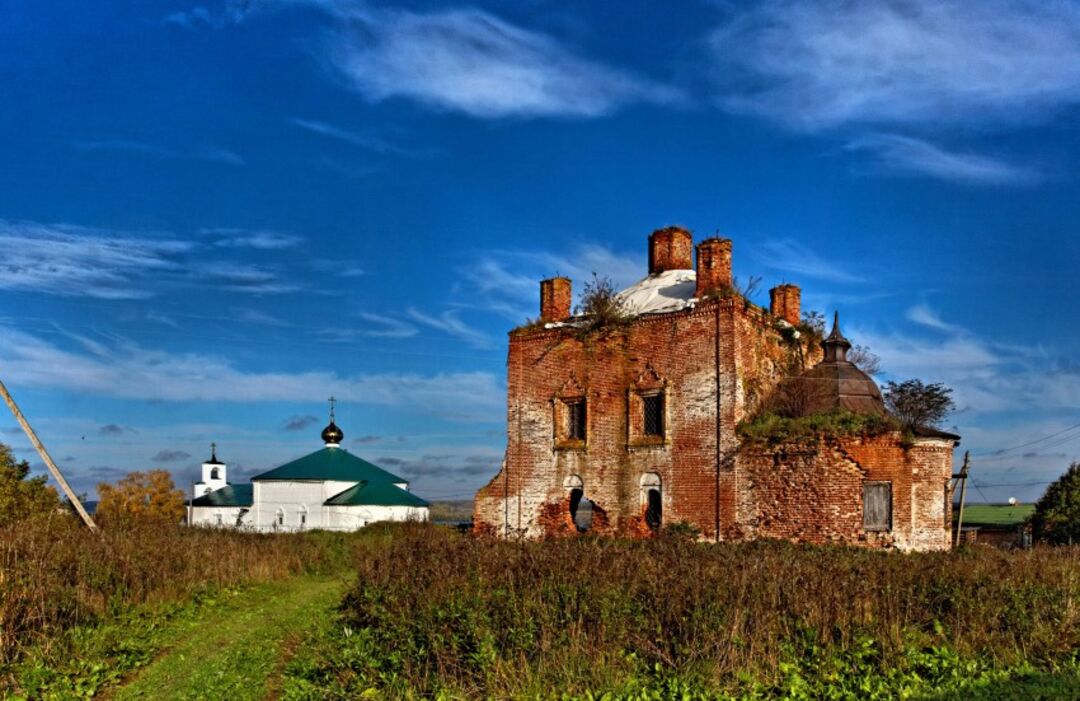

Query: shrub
[[288, 524, 1080, 698], [883, 379, 955, 430], [1031, 462, 1080, 544], [574, 273, 630, 335]]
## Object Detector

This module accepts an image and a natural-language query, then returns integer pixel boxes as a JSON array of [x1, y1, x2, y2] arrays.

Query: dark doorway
[[569, 488, 593, 532], [645, 488, 662, 531]]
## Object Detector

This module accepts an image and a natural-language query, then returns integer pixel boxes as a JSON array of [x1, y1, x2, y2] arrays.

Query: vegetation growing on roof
[[738, 409, 901, 446], [572, 273, 632, 337]]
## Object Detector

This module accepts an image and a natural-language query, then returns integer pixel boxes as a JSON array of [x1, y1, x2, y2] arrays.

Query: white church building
[[188, 405, 429, 531]]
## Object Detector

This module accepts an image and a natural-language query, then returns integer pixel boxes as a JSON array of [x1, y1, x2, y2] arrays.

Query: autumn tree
[[883, 379, 955, 429], [1030, 462, 1080, 545], [96, 469, 185, 523], [0, 442, 59, 526]]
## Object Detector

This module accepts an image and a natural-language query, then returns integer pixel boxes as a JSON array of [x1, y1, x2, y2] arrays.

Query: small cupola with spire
[[321, 396, 344, 448], [798, 312, 886, 416]]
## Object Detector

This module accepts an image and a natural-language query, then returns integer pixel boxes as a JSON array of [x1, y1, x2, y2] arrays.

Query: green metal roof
[[956, 503, 1034, 527], [189, 484, 253, 508], [251, 447, 406, 483], [325, 480, 429, 508]]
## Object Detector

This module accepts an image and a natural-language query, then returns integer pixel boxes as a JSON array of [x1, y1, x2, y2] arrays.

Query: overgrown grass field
[[2, 519, 1078, 699], [283, 524, 1080, 699], [0, 513, 350, 677]]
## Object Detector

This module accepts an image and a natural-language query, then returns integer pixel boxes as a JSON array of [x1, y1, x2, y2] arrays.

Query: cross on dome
[[321, 396, 344, 447]]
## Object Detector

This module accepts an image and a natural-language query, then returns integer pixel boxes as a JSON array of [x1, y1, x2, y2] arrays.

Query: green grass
[[113, 576, 347, 700], [4, 576, 349, 701], [958, 504, 1035, 527]]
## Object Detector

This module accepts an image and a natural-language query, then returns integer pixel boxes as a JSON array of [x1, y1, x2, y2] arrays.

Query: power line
[[973, 421, 1080, 459], [969, 478, 993, 503]]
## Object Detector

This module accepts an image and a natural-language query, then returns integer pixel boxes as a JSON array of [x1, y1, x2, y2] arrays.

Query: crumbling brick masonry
[[474, 227, 956, 551]]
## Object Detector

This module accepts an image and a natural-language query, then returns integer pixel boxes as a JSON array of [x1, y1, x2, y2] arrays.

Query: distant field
[[3, 520, 1078, 700], [428, 498, 473, 523], [959, 503, 1036, 526]]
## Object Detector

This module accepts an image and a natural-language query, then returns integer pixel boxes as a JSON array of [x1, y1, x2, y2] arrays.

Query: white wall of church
[[189, 506, 248, 528], [325, 504, 429, 530], [251, 480, 357, 531]]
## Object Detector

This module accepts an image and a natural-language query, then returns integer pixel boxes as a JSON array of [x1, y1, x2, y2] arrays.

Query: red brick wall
[[474, 274, 953, 552], [737, 435, 953, 550], [475, 298, 803, 540]]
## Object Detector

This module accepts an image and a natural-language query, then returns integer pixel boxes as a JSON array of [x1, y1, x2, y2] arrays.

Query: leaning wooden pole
[[0, 377, 99, 532], [953, 451, 970, 548]]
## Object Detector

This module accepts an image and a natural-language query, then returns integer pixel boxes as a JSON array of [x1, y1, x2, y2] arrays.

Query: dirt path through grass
[[108, 576, 348, 701]]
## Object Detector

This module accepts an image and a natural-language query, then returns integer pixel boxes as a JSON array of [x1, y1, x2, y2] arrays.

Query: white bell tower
[[193, 442, 228, 497]]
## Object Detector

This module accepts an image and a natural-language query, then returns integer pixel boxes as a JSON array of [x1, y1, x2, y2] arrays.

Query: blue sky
[[2, 0, 1079, 503]]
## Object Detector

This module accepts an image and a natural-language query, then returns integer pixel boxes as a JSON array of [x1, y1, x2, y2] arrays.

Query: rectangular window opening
[[643, 393, 664, 437], [566, 399, 586, 441], [863, 482, 892, 531]]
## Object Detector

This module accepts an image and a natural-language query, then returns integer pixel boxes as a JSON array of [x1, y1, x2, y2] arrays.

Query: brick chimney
[[769, 284, 801, 325], [539, 277, 572, 322], [695, 238, 733, 296], [648, 226, 693, 274]]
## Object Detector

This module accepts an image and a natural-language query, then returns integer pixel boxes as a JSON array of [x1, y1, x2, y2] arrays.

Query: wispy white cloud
[[0, 220, 191, 299], [204, 228, 303, 249], [851, 318, 1080, 416], [407, 308, 493, 349], [0, 221, 298, 299], [458, 243, 642, 322], [905, 304, 958, 332], [290, 118, 432, 158], [232, 308, 291, 327], [712, 0, 1080, 130], [356, 312, 419, 339], [846, 134, 1041, 185], [0, 326, 503, 421], [326, 7, 680, 118], [74, 139, 245, 166], [755, 239, 866, 284]]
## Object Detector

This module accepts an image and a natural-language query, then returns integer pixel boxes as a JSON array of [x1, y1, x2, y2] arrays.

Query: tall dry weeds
[[338, 524, 1080, 695], [0, 512, 348, 665]]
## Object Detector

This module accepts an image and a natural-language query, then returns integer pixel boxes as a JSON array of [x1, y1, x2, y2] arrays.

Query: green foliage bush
[[0, 443, 59, 528], [737, 410, 901, 446], [283, 524, 1080, 699], [1032, 462, 1080, 545]]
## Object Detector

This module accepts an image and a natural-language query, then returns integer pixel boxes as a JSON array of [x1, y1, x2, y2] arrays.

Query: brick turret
[[648, 226, 693, 274], [769, 284, 801, 326], [695, 237, 733, 296], [539, 277, 572, 322]]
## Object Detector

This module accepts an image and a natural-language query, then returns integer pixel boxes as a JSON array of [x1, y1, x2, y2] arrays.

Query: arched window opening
[[645, 489, 662, 531], [210, 467, 220, 480], [298, 505, 308, 529], [640, 473, 662, 531], [275, 509, 285, 528]]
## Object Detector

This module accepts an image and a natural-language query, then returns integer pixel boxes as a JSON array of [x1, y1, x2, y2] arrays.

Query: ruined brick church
[[474, 226, 959, 551]]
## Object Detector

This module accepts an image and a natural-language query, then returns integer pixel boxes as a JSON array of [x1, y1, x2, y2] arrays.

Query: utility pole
[[952, 451, 970, 548], [0, 377, 99, 532]]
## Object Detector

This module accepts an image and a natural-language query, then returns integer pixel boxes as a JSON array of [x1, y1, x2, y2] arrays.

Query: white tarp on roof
[[614, 269, 697, 316]]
